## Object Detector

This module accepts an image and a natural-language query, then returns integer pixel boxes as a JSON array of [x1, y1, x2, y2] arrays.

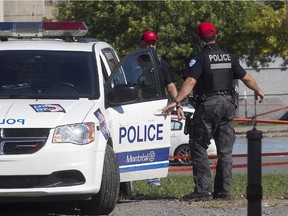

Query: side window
[[136, 53, 158, 99], [101, 48, 118, 71], [105, 49, 163, 105], [100, 58, 109, 83], [110, 52, 159, 100], [171, 120, 183, 131], [110, 64, 127, 87]]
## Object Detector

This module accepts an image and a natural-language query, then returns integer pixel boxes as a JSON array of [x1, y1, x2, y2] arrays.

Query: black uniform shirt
[[159, 57, 176, 86], [184, 43, 246, 81]]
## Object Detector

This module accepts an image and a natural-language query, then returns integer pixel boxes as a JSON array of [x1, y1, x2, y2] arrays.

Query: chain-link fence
[[237, 93, 288, 120]]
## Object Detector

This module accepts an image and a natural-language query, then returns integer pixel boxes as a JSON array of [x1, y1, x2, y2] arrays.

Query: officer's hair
[[199, 34, 217, 43]]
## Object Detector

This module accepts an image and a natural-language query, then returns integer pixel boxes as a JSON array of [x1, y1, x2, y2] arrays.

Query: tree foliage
[[54, 0, 287, 77]]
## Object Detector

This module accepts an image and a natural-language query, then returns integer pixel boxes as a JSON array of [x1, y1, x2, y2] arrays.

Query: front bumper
[[0, 142, 105, 199]]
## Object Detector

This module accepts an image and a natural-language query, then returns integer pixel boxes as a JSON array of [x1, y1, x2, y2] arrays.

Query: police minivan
[[0, 22, 170, 215]]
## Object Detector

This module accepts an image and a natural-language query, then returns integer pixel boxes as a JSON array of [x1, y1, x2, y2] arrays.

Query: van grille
[[0, 128, 49, 155], [0, 176, 47, 188], [0, 170, 85, 188]]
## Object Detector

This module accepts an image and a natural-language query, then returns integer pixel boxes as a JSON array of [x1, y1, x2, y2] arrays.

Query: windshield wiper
[[2, 83, 31, 89], [8, 94, 35, 99]]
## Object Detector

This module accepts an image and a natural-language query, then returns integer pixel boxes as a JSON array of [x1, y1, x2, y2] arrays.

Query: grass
[[131, 173, 288, 201]]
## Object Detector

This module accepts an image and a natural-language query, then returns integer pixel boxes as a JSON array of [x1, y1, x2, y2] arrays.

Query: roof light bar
[[0, 22, 88, 38]]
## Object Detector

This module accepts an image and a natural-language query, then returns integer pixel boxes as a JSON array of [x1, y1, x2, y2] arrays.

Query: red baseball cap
[[141, 31, 157, 42], [198, 22, 217, 37]]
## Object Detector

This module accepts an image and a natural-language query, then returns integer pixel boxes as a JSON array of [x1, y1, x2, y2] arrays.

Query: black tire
[[174, 144, 192, 166], [80, 145, 120, 215], [119, 181, 135, 199]]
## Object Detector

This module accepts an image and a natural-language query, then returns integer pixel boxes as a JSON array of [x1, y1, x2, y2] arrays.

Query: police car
[[170, 106, 217, 166], [0, 22, 170, 215]]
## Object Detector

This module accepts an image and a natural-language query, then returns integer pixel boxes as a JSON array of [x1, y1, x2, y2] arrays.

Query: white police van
[[0, 22, 170, 215]]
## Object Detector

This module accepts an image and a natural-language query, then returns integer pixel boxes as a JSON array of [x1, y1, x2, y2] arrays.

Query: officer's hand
[[162, 102, 177, 115], [255, 90, 264, 103], [176, 106, 185, 120]]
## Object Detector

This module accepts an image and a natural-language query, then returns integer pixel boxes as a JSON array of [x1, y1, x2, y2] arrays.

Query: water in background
[[233, 137, 288, 154]]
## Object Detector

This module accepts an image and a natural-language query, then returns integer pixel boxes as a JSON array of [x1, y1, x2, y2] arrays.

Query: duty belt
[[203, 91, 232, 97]]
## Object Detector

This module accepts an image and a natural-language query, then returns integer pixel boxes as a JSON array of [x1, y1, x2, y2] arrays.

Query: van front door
[[105, 48, 170, 182]]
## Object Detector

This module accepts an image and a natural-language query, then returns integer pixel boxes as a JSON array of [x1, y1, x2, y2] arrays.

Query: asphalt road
[[1, 194, 287, 216]]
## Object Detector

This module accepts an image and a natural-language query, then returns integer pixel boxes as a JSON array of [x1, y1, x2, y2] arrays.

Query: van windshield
[[0, 51, 98, 99]]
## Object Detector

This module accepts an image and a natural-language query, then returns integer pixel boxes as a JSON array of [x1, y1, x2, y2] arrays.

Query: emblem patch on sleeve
[[189, 58, 197, 67]]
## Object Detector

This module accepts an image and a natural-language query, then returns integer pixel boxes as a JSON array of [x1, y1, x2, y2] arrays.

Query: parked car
[[170, 106, 217, 166]]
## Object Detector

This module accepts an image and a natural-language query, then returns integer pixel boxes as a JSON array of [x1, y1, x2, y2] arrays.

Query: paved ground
[[233, 123, 288, 173], [1, 198, 287, 216]]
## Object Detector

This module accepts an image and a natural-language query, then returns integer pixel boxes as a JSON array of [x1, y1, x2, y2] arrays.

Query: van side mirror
[[107, 85, 138, 106]]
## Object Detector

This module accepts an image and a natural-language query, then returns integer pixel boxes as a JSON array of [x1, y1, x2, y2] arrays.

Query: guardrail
[[168, 152, 288, 173], [234, 118, 288, 124]]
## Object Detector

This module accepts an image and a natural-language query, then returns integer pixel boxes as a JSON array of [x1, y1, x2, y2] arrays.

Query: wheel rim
[[176, 146, 192, 165]]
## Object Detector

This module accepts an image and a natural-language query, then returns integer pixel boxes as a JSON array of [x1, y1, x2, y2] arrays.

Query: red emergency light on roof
[[43, 22, 87, 30], [0, 21, 88, 38]]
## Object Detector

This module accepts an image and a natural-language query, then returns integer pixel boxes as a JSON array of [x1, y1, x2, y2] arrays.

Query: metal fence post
[[246, 128, 263, 216]]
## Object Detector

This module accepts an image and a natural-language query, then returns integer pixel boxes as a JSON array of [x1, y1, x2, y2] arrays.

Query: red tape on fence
[[234, 118, 288, 124], [169, 152, 288, 160], [168, 161, 288, 173]]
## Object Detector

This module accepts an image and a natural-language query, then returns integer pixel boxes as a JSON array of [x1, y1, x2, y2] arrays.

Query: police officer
[[140, 31, 184, 119], [141, 32, 175, 101], [162, 22, 264, 200], [141, 31, 184, 186]]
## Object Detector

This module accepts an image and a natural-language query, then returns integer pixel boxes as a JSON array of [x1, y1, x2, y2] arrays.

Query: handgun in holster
[[184, 111, 193, 135]]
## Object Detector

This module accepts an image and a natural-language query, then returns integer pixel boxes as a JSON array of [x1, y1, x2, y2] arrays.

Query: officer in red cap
[[163, 22, 264, 201], [140, 31, 158, 47], [140, 30, 184, 120], [140, 31, 184, 187]]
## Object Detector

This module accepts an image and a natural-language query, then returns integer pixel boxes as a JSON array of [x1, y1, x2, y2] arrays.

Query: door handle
[[154, 108, 168, 116]]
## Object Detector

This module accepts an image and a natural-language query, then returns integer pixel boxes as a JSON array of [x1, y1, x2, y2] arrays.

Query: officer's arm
[[241, 73, 264, 103], [174, 77, 196, 103], [162, 77, 196, 114], [166, 82, 178, 99]]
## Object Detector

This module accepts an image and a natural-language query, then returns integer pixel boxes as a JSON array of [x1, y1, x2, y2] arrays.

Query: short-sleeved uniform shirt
[[183, 44, 246, 90], [158, 56, 176, 86]]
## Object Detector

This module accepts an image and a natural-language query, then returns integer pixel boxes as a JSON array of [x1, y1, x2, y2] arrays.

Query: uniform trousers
[[189, 94, 236, 195]]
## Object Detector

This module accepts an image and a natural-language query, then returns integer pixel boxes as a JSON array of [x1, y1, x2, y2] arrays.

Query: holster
[[184, 116, 192, 135], [231, 89, 238, 109], [183, 106, 194, 135], [188, 95, 203, 110]]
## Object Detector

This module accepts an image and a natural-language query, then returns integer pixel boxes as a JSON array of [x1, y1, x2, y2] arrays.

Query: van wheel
[[80, 145, 120, 215], [119, 181, 135, 199], [175, 144, 192, 166]]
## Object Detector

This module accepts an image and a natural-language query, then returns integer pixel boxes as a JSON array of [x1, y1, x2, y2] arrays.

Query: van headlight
[[53, 122, 95, 144]]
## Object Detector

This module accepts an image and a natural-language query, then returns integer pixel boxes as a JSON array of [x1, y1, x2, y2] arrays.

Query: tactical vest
[[195, 49, 233, 95]]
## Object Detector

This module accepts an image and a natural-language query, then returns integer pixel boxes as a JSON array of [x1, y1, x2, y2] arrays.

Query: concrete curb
[[235, 124, 288, 138]]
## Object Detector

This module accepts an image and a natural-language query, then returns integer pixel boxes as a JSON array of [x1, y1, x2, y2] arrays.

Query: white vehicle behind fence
[[170, 106, 217, 166]]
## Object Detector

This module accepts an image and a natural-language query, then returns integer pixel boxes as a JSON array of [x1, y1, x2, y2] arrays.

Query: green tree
[[54, 0, 287, 77]]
